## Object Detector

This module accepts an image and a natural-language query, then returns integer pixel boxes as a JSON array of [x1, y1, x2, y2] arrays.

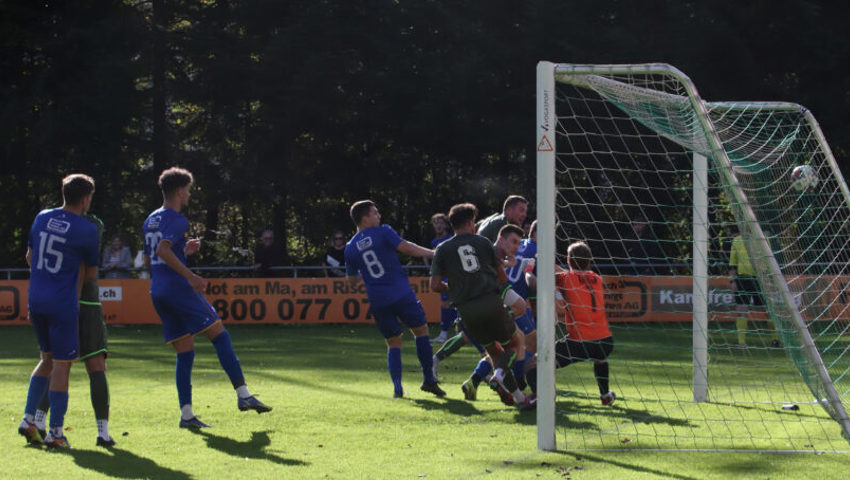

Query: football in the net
[[791, 165, 818, 192]]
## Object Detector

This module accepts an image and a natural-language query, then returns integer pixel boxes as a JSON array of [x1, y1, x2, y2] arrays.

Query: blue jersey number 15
[[36, 231, 66, 273]]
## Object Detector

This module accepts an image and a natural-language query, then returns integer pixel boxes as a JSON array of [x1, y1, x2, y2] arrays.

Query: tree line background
[[1, 0, 848, 270]]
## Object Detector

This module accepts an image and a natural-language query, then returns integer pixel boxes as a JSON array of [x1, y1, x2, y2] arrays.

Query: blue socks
[[48, 390, 69, 429], [24, 375, 49, 417], [176, 350, 194, 407], [388, 347, 403, 394], [474, 357, 493, 380], [440, 308, 456, 334], [415, 336, 436, 383], [211, 331, 245, 388], [513, 351, 533, 389], [175, 331, 245, 411]]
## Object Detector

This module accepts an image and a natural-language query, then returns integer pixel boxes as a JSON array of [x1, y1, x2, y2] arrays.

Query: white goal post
[[535, 61, 850, 451]]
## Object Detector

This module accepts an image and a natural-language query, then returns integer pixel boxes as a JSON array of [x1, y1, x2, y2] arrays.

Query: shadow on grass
[[556, 450, 701, 480], [189, 429, 308, 466], [410, 397, 482, 416], [556, 393, 696, 430], [68, 447, 192, 479]]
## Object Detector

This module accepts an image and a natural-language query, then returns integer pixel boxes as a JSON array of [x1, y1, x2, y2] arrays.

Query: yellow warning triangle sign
[[537, 135, 553, 152]]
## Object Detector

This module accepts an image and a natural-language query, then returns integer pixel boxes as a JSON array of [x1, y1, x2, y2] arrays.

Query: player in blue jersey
[[428, 213, 455, 344], [143, 167, 270, 429], [19, 174, 100, 449], [345, 200, 445, 398], [33, 213, 116, 448], [502, 220, 538, 390]]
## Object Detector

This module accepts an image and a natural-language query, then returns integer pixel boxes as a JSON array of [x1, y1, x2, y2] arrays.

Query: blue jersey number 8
[[362, 250, 385, 278]]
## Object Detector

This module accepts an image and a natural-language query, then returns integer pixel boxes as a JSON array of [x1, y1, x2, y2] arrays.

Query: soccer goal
[[536, 62, 850, 452]]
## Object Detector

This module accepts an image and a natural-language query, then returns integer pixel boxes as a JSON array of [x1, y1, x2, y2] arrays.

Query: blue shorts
[[515, 307, 537, 335], [29, 302, 80, 361], [370, 291, 427, 339], [152, 291, 220, 343]]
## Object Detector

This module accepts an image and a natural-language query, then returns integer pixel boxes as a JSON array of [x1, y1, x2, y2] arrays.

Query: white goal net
[[536, 62, 850, 452]]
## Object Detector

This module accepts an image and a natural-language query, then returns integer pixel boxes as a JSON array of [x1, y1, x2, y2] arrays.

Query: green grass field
[[1, 324, 848, 479], [555, 323, 847, 452]]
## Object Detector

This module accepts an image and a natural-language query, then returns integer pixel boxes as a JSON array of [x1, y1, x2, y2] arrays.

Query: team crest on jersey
[[356, 236, 373, 251], [148, 215, 162, 228], [46, 218, 71, 234]]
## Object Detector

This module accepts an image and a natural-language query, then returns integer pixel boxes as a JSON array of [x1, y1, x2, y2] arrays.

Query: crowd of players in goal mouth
[[17, 170, 614, 450]]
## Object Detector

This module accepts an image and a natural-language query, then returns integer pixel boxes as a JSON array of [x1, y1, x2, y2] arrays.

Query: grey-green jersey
[[431, 233, 502, 306], [80, 213, 104, 303], [476, 213, 508, 243]]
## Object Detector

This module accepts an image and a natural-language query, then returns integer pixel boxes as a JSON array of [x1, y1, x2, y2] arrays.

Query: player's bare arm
[[185, 238, 201, 256], [156, 238, 207, 292], [430, 274, 448, 293], [555, 290, 567, 317], [397, 241, 434, 259], [25, 247, 32, 267]]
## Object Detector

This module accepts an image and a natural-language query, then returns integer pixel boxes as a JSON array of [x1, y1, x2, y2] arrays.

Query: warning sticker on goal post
[[537, 135, 553, 152]]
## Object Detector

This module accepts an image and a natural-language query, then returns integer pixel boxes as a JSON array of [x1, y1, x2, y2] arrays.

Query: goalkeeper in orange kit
[[524, 241, 616, 405]]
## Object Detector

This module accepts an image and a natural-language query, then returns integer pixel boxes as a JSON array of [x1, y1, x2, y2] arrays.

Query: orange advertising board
[[2, 275, 849, 326], [0, 278, 440, 326]]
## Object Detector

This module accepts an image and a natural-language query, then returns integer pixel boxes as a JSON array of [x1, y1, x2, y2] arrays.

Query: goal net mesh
[[549, 66, 850, 451]]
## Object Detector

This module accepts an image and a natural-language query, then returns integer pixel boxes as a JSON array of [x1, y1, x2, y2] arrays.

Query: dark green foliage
[[1, 0, 848, 267]]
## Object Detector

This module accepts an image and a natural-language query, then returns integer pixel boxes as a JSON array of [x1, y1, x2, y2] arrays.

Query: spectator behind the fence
[[253, 229, 285, 277], [623, 216, 669, 275], [102, 234, 133, 279], [324, 230, 347, 277], [134, 249, 150, 279]]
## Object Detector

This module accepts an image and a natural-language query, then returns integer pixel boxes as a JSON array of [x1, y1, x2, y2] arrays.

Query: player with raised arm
[[344, 200, 445, 398], [19, 174, 100, 449], [525, 242, 615, 405], [143, 167, 270, 429], [431, 203, 535, 410], [33, 213, 116, 447]]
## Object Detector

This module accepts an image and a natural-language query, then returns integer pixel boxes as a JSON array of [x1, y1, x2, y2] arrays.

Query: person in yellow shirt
[[729, 231, 780, 347]]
